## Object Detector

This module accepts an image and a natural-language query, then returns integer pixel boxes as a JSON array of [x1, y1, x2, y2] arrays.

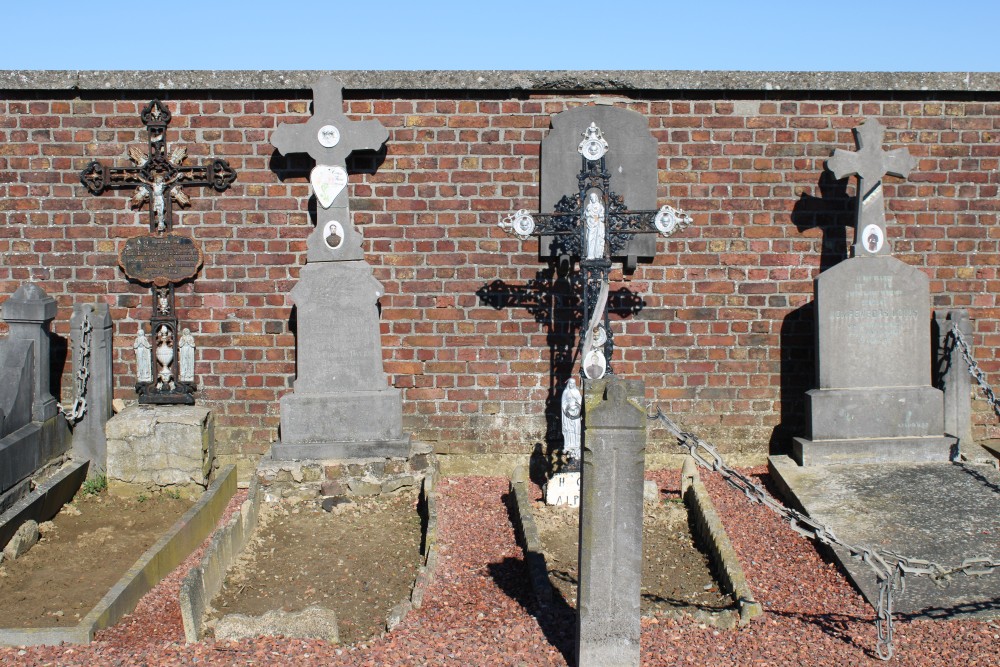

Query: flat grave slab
[[770, 455, 1000, 618]]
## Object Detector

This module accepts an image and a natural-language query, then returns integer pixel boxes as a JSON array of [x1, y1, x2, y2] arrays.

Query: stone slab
[[70, 303, 114, 474], [541, 105, 657, 262], [289, 262, 390, 393], [277, 388, 405, 452], [578, 377, 646, 667], [769, 455, 1000, 618], [793, 435, 954, 466], [815, 256, 932, 390], [805, 386, 945, 440], [544, 471, 580, 507], [0, 339, 33, 439], [6, 71, 1000, 94], [0, 417, 72, 499], [0, 461, 88, 549]]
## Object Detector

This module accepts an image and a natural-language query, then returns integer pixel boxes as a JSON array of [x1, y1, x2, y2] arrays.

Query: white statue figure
[[584, 192, 605, 260], [561, 378, 583, 462], [179, 328, 196, 383], [133, 326, 153, 383]]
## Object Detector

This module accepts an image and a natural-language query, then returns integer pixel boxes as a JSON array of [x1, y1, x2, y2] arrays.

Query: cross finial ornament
[[827, 118, 917, 257], [272, 76, 389, 263]]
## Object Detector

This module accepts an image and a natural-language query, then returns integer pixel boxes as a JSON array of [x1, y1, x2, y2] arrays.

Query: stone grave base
[[792, 435, 955, 466], [770, 454, 1000, 618], [105, 404, 215, 499], [274, 389, 409, 460]]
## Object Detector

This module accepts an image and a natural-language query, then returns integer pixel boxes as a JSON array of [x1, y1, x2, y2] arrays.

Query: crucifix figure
[[272, 76, 389, 263], [79, 100, 237, 404], [827, 118, 917, 257], [499, 122, 692, 384]]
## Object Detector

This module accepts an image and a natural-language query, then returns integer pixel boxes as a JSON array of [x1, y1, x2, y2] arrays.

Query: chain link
[[647, 405, 1000, 661], [58, 309, 91, 424]]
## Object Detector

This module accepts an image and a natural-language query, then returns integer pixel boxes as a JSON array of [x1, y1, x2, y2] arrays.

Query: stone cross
[[827, 118, 917, 257], [272, 76, 389, 263]]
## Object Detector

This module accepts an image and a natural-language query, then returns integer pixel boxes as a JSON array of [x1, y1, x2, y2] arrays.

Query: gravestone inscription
[[794, 119, 954, 464]]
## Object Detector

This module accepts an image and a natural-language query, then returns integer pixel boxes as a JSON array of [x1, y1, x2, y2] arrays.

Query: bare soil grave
[[0, 491, 192, 628], [207, 488, 423, 645], [533, 495, 736, 621]]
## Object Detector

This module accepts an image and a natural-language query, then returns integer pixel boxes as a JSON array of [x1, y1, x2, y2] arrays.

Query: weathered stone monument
[[271, 76, 408, 459], [577, 377, 646, 667], [0, 284, 72, 510], [69, 303, 114, 473], [793, 119, 955, 464]]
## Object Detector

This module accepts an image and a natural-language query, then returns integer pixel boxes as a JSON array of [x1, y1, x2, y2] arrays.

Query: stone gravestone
[[577, 376, 646, 667], [793, 119, 954, 464], [70, 303, 114, 474], [271, 76, 408, 460]]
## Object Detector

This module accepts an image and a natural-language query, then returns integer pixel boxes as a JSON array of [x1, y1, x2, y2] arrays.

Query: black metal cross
[[499, 125, 691, 380], [79, 100, 237, 404], [80, 100, 236, 234]]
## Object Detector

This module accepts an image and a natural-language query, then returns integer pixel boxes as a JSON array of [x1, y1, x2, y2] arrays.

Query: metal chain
[[58, 309, 91, 424], [948, 322, 1000, 421], [647, 405, 1000, 661]]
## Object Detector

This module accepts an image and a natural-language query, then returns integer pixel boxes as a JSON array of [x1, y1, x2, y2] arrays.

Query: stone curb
[[180, 471, 261, 642], [2, 70, 999, 94], [509, 465, 553, 609], [0, 460, 87, 549], [681, 456, 764, 626], [385, 470, 440, 633], [0, 464, 236, 646]]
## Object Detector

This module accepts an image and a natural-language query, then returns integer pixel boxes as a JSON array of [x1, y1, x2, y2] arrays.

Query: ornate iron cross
[[499, 123, 691, 381], [79, 100, 237, 404], [827, 118, 916, 257]]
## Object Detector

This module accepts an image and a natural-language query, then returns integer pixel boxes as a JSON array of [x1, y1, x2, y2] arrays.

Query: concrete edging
[[0, 464, 236, 646], [509, 465, 553, 609], [0, 459, 88, 549], [681, 456, 763, 625], [179, 471, 262, 642], [385, 470, 440, 632]]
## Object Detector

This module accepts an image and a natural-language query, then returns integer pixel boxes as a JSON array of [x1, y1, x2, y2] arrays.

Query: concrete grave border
[[0, 460, 88, 550], [180, 470, 440, 643], [0, 464, 236, 646], [509, 461, 762, 626]]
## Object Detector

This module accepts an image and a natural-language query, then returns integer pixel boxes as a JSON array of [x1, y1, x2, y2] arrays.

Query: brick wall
[[2, 72, 999, 468]]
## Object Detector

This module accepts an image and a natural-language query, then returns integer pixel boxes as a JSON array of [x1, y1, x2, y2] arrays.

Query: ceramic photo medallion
[[654, 204, 693, 237], [311, 165, 349, 209], [592, 325, 607, 347], [583, 348, 607, 380], [317, 124, 341, 148], [323, 220, 345, 250], [499, 209, 536, 240], [861, 223, 885, 254]]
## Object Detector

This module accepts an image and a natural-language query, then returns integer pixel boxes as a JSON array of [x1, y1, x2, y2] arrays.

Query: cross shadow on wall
[[476, 265, 644, 484], [770, 171, 855, 454]]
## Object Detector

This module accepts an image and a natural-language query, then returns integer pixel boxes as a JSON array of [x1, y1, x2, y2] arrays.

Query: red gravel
[[1, 472, 998, 666]]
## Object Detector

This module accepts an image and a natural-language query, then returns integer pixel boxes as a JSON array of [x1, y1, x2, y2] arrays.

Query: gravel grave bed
[[206, 489, 422, 644], [0, 491, 192, 629], [531, 492, 734, 619], [1, 472, 998, 665]]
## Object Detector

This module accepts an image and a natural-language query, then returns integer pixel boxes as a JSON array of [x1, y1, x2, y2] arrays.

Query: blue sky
[[3, 1, 998, 71]]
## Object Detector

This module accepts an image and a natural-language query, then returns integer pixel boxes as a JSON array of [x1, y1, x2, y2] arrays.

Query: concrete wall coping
[[1, 70, 999, 94]]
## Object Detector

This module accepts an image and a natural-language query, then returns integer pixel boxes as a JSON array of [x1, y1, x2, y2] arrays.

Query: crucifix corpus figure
[[827, 118, 917, 257], [80, 100, 237, 404], [499, 119, 692, 463]]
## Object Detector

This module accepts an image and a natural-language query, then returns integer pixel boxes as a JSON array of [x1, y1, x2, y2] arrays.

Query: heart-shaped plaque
[[310, 165, 348, 209]]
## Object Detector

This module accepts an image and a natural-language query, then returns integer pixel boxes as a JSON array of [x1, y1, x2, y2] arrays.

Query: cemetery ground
[[2, 469, 998, 666], [0, 488, 192, 628]]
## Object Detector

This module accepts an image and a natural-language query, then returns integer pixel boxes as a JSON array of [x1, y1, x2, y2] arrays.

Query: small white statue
[[179, 328, 195, 383], [133, 326, 153, 383], [155, 325, 174, 386], [584, 192, 606, 260], [561, 378, 583, 462]]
